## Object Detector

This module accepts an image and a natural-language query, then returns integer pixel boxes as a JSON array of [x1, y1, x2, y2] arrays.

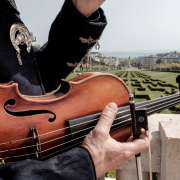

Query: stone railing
[[99, 114, 180, 180]]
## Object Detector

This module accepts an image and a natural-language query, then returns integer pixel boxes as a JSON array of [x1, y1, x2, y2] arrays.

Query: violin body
[[0, 72, 131, 163]]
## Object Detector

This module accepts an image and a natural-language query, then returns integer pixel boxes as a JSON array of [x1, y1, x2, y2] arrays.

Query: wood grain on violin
[[0, 72, 130, 163]]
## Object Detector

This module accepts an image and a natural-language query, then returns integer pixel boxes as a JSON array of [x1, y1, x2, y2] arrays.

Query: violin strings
[[0, 93, 169, 147], [4, 141, 83, 161], [148, 98, 180, 115], [29, 92, 180, 138], [41, 97, 180, 161], [38, 93, 179, 137], [0, 116, 131, 154], [0, 93, 179, 155], [1, 96, 178, 159], [0, 107, 131, 146], [0, 94, 179, 155], [41, 141, 83, 160], [40, 117, 131, 146], [2, 95, 180, 161], [0, 93, 179, 148], [39, 93, 179, 141], [2, 95, 179, 156], [3, 93, 178, 161], [3, 120, 131, 161]]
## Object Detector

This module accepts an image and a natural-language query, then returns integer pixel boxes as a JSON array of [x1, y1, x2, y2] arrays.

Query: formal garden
[[115, 71, 177, 100], [115, 71, 180, 113]]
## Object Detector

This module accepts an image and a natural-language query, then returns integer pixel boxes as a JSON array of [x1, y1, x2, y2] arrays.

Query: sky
[[16, 0, 180, 53]]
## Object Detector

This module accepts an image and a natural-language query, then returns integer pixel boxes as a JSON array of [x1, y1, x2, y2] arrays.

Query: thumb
[[95, 103, 118, 134]]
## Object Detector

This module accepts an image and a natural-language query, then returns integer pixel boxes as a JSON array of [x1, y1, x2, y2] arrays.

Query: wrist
[[82, 144, 106, 178], [72, 0, 91, 17]]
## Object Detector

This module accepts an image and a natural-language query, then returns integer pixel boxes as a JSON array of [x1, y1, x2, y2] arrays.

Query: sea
[[101, 50, 172, 58]]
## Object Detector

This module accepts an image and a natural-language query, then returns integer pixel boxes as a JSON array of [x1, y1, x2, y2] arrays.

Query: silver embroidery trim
[[10, 23, 33, 65], [79, 36, 99, 45]]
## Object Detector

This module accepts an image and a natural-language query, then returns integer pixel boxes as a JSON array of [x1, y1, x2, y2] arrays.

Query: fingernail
[[108, 103, 118, 109]]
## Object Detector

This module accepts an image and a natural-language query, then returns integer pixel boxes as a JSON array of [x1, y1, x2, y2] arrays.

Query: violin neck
[[133, 92, 180, 116], [69, 92, 180, 135]]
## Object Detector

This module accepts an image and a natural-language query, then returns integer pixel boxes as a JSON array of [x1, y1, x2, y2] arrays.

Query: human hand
[[72, 0, 105, 17], [82, 103, 149, 178]]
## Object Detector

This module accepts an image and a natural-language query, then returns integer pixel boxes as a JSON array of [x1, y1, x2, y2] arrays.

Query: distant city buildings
[[76, 51, 180, 72]]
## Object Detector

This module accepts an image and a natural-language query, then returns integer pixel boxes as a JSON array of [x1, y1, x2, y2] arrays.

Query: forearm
[[0, 0, 20, 15]]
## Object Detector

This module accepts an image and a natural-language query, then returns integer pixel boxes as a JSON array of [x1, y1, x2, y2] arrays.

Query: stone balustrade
[[99, 113, 180, 180]]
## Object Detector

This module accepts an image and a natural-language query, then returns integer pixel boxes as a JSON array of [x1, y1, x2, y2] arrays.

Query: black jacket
[[0, 0, 107, 179], [0, 147, 96, 180], [0, 0, 107, 95]]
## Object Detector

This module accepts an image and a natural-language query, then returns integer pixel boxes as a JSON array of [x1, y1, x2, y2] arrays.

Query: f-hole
[[4, 99, 56, 122]]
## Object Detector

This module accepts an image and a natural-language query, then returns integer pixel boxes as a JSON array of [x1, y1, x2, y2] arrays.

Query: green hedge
[[134, 94, 151, 100], [147, 85, 165, 92], [137, 87, 146, 91], [158, 82, 177, 88], [131, 82, 141, 87]]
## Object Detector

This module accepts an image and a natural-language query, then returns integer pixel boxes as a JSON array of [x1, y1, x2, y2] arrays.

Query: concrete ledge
[[116, 113, 180, 180], [159, 115, 180, 180]]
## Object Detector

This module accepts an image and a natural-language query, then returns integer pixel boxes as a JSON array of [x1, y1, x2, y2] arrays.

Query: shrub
[[158, 82, 178, 88], [137, 87, 146, 91], [147, 85, 165, 92], [134, 94, 151, 100]]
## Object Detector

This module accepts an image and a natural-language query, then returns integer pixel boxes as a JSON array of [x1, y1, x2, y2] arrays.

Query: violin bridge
[[31, 128, 41, 160]]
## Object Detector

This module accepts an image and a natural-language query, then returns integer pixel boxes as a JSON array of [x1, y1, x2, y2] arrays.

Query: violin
[[0, 72, 180, 164]]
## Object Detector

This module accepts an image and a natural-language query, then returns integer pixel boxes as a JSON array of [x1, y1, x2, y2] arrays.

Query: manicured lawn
[[143, 71, 179, 86]]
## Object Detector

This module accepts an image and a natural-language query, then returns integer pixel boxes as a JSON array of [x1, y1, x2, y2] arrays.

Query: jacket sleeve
[[0, 0, 20, 15], [0, 147, 96, 180], [36, 0, 107, 92]]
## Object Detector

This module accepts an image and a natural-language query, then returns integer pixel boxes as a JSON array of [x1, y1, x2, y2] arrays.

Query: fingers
[[127, 135, 133, 142], [121, 135, 149, 155], [95, 103, 118, 134], [127, 129, 148, 142]]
